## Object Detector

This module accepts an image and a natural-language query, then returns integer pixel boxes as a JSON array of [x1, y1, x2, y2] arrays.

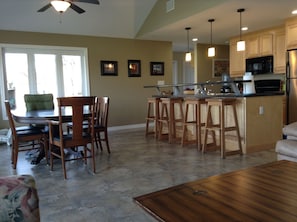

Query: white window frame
[[0, 44, 90, 120]]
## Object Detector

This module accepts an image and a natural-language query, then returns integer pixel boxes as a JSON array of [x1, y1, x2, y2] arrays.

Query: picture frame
[[128, 60, 141, 77], [100, 60, 118, 76], [150, 62, 164, 75], [212, 59, 229, 77]]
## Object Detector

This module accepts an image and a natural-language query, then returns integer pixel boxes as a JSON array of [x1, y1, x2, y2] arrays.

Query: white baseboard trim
[[108, 123, 146, 132]]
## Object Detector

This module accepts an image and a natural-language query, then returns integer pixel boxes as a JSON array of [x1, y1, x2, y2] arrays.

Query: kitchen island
[[145, 80, 284, 154], [145, 82, 284, 154], [183, 93, 283, 154]]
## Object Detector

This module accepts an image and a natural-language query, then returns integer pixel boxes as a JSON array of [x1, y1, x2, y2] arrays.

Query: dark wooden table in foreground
[[134, 160, 297, 222]]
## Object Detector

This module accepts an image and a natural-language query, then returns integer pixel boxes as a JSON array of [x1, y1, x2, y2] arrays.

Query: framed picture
[[212, 59, 229, 77], [150, 62, 164, 75], [101, 60, 118, 76], [128, 60, 141, 77]]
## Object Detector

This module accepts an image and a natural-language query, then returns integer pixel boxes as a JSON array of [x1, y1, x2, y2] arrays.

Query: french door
[[1, 45, 90, 113]]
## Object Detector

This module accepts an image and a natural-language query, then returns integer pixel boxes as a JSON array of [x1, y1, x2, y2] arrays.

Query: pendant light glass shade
[[185, 52, 192, 62], [207, 19, 215, 57], [208, 47, 215, 57], [237, 40, 245, 51], [237, 8, 245, 52], [51, 0, 71, 12], [185, 27, 192, 62]]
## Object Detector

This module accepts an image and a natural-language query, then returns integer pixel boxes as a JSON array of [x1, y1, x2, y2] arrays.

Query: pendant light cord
[[185, 27, 191, 53], [237, 8, 245, 41], [208, 19, 215, 46]]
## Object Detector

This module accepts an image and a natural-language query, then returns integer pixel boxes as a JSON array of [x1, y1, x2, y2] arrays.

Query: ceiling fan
[[37, 0, 100, 14]]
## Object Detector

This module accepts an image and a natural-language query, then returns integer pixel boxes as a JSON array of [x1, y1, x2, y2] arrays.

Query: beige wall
[[0, 30, 172, 128], [196, 43, 229, 82], [196, 44, 229, 92]]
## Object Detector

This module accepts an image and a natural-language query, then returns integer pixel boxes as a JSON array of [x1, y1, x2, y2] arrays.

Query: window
[[0, 44, 90, 117]]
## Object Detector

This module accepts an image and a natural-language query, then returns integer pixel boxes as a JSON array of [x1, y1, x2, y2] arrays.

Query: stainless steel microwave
[[246, 56, 273, 75]]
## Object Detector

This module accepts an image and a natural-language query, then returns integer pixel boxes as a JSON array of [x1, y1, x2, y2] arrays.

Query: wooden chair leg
[[60, 148, 67, 179], [104, 130, 110, 153]]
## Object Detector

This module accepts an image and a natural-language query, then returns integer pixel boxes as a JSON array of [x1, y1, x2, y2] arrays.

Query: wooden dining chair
[[94, 96, 110, 153], [24, 93, 54, 111], [24, 93, 55, 163], [47, 96, 96, 179], [66, 96, 98, 135], [4, 100, 48, 169]]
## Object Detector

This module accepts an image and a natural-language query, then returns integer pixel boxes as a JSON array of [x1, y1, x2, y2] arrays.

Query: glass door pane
[[35, 54, 58, 98], [4, 53, 29, 110], [62, 55, 83, 96]]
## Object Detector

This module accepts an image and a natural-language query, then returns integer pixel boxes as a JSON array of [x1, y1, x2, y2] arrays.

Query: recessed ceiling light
[[292, 9, 297, 14], [241, 26, 248, 31], [192, 38, 198, 42]]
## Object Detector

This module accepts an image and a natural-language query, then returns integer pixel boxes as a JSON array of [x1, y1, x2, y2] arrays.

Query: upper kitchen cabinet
[[274, 28, 286, 73], [246, 32, 273, 58], [286, 16, 297, 50], [229, 38, 245, 77], [230, 26, 286, 76]]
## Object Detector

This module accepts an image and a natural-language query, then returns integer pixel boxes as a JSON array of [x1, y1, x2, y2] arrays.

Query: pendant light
[[185, 27, 192, 62], [208, 19, 215, 57], [237, 8, 245, 51], [51, 0, 71, 13]]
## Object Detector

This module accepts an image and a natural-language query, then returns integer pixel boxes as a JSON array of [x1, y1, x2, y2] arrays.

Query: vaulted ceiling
[[1, 0, 297, 52]]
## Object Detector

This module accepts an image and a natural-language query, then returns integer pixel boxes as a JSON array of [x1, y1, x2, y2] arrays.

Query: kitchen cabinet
[[230, 26, 285, 76], [229, 38, 245, 77], [246, 35, 259, 58], [286, 17, 297, 49], [246, 33, 273, 58], [274, 29, 286, 73]]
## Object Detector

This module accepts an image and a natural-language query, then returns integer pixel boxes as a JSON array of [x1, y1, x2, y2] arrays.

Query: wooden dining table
[[134, 160, 297, 222], [11, 107, 83, 124], [11, 107, 91, 164]]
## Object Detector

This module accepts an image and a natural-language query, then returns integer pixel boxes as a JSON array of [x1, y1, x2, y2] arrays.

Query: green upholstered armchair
[[24, 94, 54, 111]]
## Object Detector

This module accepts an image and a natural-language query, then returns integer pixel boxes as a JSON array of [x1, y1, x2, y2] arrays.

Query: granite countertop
[[152, 91, 285, 99]]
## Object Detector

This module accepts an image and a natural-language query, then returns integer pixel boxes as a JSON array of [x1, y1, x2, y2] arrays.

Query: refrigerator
[[286, 49, 297, 124]]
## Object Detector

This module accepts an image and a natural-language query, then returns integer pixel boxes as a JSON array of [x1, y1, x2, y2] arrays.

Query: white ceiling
[[1, 0, 297, 52]]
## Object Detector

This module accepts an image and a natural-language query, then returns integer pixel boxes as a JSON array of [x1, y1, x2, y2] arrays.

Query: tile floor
[[0, 128, 277, 222]]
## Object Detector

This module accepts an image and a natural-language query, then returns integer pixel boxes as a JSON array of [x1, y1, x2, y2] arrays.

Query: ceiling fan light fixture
[[51, 0, 71, 13]]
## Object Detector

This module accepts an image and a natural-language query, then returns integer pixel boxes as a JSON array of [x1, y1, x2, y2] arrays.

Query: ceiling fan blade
[[37, 3, 52, 12], [70, 3, 85, 14], [73, 0, 99, 4]]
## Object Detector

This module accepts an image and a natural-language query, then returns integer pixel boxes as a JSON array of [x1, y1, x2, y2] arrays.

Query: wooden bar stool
[[158, 97, 184, 143], [181, 97, 207, 150], [145, 97, 160, 138], [202, 98, 243, 158]]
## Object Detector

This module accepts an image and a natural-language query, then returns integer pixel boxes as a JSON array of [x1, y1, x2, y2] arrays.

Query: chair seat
[[16, 128, 43, 137], [53, 132, 92, 142], [15, 125, 35, 131], [94, 124, 104, 130]]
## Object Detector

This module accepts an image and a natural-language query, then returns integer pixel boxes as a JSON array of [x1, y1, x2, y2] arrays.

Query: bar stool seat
[[145, 97, 160, 138], [158, 97, 184, 143], [202, 98, 243, 158], [181, 97, 207, 150]]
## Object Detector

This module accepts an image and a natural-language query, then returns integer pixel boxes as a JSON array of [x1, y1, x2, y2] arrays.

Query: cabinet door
[[246, 35, 259, 58], [286, 21, 297, 49], [274, 31, 286, 73], [230, 39, 245, 77], [260, 34, 273, 56]]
